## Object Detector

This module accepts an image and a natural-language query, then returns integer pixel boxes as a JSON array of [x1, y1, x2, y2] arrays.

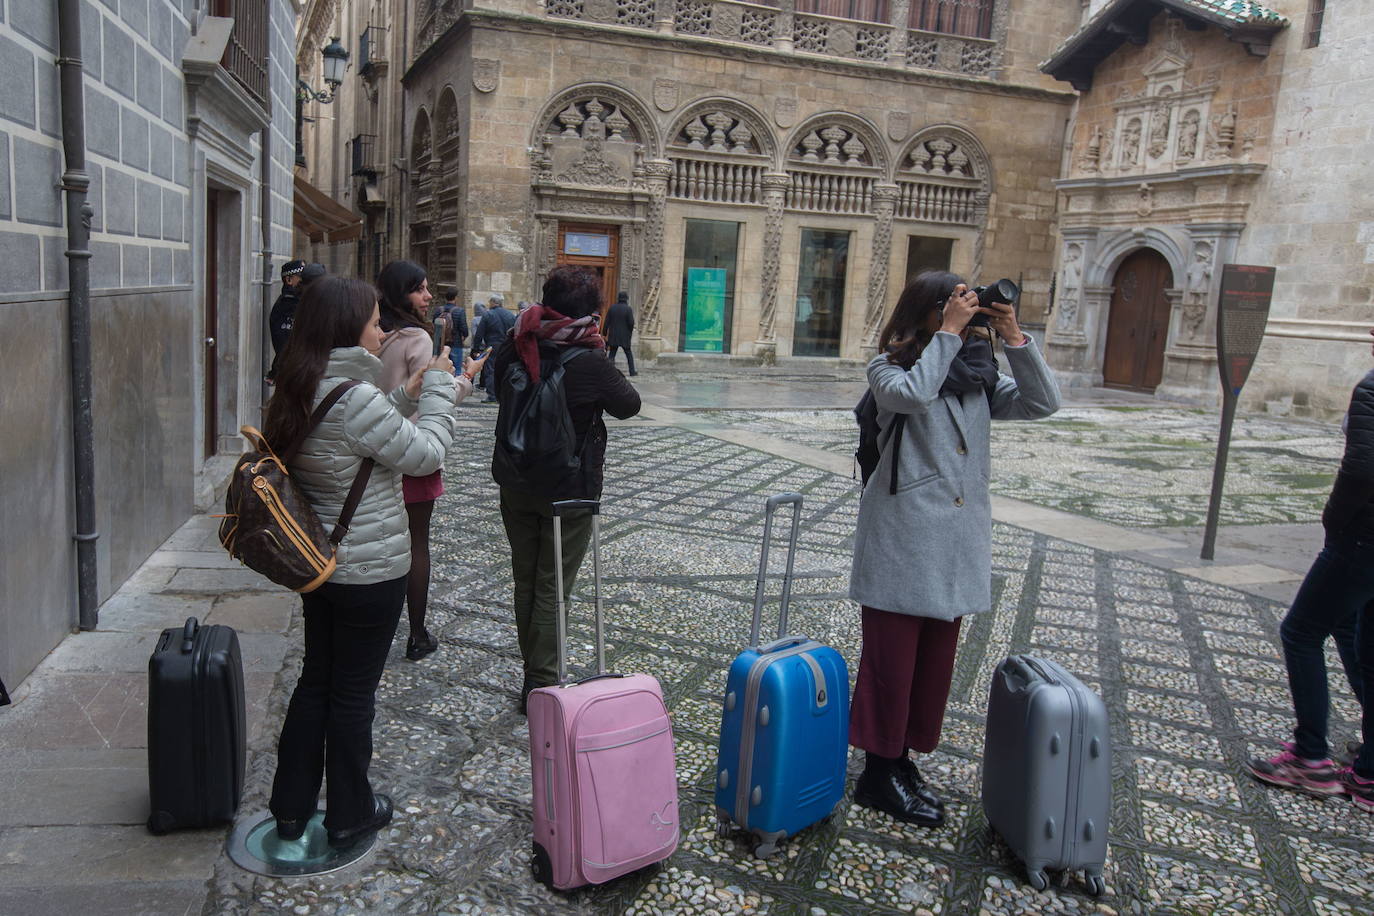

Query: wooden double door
[[1103, 248, 1172, 392], [555, 223, 620, 318]]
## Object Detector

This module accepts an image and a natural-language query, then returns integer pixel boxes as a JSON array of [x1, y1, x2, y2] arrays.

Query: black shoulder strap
[[887, 415, 906, 495]]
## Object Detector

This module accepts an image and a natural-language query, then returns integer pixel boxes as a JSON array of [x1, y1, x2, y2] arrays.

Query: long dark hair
[[542, 265, 602, 319], [376, 259, 432, 333], [263, 276, 378, 453], [878, 270, 965, 370]]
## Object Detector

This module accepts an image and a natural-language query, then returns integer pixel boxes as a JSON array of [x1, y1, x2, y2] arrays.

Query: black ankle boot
[[854, 753, 944, 827], [895, 755, 945, 811], [327, 793, 393, 849]]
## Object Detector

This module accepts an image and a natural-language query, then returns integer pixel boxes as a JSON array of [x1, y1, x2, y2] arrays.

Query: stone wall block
[[105, 166, 134, 235], [38, 56, 60, 138], [86, 161, 103, 232], [136, 178, 160, 238], [136, 45, 160, 117], [150, 245, 173, 284], [122, 243, 149, 286], [43, 233, 68, 290], [0, 229, 42, 291], [12, 0, 58, 52], [121, 107, 149, 170], [150, 0, 174, 60], [91, 239, 120, 289], [122, 0, 149, 35], [81, 1, 103, 82], [13, 137, 62, 227], [0, 131, 10, 220], [149, 122, 173, 180], [162, 187, 183, 241], [0, 34, 36, 128], [102, 17, 134, 101], [86, 87, 120, 159], [162, 65, 182, 128]]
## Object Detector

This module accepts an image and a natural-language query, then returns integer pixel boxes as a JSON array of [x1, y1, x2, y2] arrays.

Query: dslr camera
[[966, 278, 1020, 328]]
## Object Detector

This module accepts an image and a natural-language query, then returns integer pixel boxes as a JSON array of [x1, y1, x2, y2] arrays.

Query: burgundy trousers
[[848, 606, 963, 758]]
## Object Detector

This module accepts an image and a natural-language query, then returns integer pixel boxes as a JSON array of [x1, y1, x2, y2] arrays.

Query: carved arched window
[[667, 102, 773, 205], [434, 88, 460, 174], [533, 86, 657, 190], [410, 109, 433, 224], [784, 116, 886, 215], [895, 127, 990, 225]]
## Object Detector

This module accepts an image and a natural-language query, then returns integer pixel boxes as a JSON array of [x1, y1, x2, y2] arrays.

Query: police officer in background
[[267, 260, 306, 381]]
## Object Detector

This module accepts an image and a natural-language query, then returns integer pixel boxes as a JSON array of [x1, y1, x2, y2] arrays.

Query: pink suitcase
[[528, 499, 680, 891]]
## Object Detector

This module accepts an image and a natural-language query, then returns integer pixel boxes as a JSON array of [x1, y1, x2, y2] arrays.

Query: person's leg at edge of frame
[[902, 615, 962, 789], [404, 500, 439, 661], [1337, 543, 1374, 810], [624, 345, 637, 376], [848, 607, 944, 827], [1250, 542, 1363, 795], [319, 576, 406, 841]]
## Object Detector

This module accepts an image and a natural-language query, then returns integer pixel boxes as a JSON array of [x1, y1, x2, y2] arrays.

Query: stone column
[[755, 172, 791, 363], [654, 0, 675, 33], [886, 0, 911, 65], [638, 160, 672, 352], [773, 0, 795, 52], [863, 183, 899, 352]]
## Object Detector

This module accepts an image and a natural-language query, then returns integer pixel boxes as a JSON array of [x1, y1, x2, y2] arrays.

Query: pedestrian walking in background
[[847, 271, 1060, 827], [375, 260, 482, 662], [440, 287, 469, 369], [476, 294, 516, 402], [267, 259, 306, 381], [1250, 327, 1374, 806], [490, 266, 640, 713], [263, 276, 460, 849], [605, 290, 638, 376]]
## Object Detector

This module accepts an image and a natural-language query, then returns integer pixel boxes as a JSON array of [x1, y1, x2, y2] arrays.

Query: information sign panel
[[1216, 264, 1276, 397], [684, 267, 727, 352], [563, 233, 612, 257]]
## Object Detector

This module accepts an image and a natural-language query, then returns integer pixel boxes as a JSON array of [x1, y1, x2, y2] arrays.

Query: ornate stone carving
[[855, 27, 888, 62], [640, 161, 672, 337], [1120, 117, 1142, 166], [547, 0, 586, 18], [683, 116, 708, 149], [543, 93, 646, 145], [1208, 105, 1237, 159], [887, 111, 910, 143], [605, 107, 630, 142], [1176, 109, 1200, 162], [757, 173, 791, 343], [1136, 182, 1153, 217], [774, 97, 797, 129], [586, 0, 617, 21], [1080, 126, 1102, 172], [1147, 105, 1170, 159], [556, 140, 629, 187], [705, 112, 733, 152], [906, 37, 938, 70], [616, 0, 656, 29], [1056, 242, 1082, 329], [865, 184, 898, 348], [740, 8, 776, 45], [472, 58, 500, 93], [674, 0, 711, 36], [793, 16, 828, 54], [828, 24, 855, 58], [711, 3, 741, 40], [653, 77, 678, 112], [1181, 240, 1213, 339], [904, 135, 974, 177], [959, 42, 994, 76]]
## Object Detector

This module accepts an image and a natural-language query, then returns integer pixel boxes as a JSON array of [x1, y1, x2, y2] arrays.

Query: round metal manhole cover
[[226, 809, 375, 878]]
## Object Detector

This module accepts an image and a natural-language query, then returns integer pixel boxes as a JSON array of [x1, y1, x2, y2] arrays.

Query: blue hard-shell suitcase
[[981, 655, 1111, 896], [714, 494, 850, 856]]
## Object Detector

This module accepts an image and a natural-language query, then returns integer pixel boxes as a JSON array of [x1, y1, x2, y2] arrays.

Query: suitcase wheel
[[530, 841, 553, 889], [1028, 868, 1049, 892], [1085, 873, 1106, 897], [147, 811, 176, 836]]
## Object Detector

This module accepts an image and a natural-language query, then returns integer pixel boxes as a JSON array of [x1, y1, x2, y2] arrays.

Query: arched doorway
[[1103, 248, 1172, 391]]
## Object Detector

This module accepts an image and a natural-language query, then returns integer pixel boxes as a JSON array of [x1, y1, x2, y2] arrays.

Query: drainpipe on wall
[[57, 0, 100, 631]]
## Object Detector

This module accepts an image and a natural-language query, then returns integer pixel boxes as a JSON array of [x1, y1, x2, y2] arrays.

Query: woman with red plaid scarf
[[489, 266, 641, 713]]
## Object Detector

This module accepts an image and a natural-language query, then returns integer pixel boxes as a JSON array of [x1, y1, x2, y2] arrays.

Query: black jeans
[[270, 575, 406, 831], [1280, 537, 1372, 761], [609, 345, 636, 375]]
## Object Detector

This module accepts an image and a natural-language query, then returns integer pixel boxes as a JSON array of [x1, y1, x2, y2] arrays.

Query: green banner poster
[[684, 267, 726, 352]]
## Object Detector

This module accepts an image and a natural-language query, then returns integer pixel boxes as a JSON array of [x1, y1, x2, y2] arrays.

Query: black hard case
[[146, 618, 247, 834]]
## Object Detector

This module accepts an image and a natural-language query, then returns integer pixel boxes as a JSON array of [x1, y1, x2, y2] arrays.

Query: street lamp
[[297, 36, 349, 104]]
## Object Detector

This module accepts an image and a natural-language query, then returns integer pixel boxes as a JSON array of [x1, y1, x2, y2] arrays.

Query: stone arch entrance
[[1103, 248, 1173, 391]]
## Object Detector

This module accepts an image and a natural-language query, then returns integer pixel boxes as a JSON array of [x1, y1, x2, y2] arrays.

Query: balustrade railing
[[894, 180, 977, 223], [786, 169, 876, 214], [669, 158, 766, 205], [214, 0, 268, 105]]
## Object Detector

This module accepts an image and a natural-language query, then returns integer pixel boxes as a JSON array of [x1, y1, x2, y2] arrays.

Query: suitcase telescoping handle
[[551, 499, 605, 685], [1002, 654, 1058, 691], [749, 493, 804, 647]]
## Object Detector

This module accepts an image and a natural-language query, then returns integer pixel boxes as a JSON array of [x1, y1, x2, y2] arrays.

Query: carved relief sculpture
[[1147, 105, 1170, 159], [1081, 125, 1102, 172], [1176, 109, 1200, 162], [1182, 240, 1213, 339], [1121, 118, 1142, 166], [757, 173, 790, 343], [640, 161, 673, 337], [865, 185, 898, 348], [1056, 243, 1082, 329], [472, 58, 500, 93], [653, 77, 678, 112]]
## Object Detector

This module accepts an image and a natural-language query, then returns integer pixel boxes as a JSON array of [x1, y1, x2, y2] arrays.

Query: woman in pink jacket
[[375, 260, 485, 661]]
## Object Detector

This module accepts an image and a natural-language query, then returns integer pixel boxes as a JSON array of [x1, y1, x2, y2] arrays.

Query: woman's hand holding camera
[[462, 349, 490, 381], [982, 300, 1026, 347], [405, 346, 454, 398], [938, 285, 981, 335]]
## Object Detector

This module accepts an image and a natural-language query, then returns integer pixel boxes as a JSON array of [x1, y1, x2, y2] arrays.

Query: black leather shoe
[[274, 817, 306, 841], [895, 756, 945, 811], [327, 794, 394, 849], [854, 766, 944, 827], [405, 629, 438, 661]]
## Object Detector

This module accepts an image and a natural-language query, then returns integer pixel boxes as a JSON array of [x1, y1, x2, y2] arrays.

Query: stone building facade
[[304, 0, 1078, 359], [0, 3, 297, 689], [1042, 0, 1374, 416]]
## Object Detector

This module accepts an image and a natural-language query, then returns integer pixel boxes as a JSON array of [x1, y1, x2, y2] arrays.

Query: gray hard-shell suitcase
[[981, 655, 1110, 896]]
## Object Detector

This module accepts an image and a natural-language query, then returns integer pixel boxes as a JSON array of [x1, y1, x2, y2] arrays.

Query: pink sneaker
[[1337, 767, 1374, 812], [1247, 748, 1343, 796]]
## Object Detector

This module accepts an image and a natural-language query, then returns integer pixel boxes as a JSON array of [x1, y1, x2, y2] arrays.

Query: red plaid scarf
[[513, 304, 606, 382]]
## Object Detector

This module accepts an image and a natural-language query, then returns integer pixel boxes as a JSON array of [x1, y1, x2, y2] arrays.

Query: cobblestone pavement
[[204, 412, 1373, 916], [683, 406, 1342, 529]]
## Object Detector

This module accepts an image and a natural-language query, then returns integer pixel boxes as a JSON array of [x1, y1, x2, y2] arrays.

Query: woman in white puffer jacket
[[263, 276, 461, 851]]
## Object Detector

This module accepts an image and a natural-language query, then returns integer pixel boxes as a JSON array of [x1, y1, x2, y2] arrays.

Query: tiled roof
[[1174, 0, 1288, 25]]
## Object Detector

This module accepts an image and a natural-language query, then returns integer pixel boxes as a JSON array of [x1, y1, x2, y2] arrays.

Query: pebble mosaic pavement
[[206, 415, 1374, 915], [683, 406, 1342, 529]]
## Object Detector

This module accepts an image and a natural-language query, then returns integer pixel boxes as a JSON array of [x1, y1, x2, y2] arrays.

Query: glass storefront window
[[793, 229, 849, 357], [680, 219, 740, 353]]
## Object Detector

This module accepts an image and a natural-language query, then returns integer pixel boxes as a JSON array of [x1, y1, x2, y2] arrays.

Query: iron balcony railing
[[351, 133, 378, 176], [214, 0, 268, 106]]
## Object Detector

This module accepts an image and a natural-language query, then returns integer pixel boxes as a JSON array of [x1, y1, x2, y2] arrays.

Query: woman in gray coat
[[849, 271, 1060, 827], [263, 277, 459, 850]]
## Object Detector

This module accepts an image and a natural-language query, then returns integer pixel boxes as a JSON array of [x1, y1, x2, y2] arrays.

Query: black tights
[[405, 499, 435, 636]]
